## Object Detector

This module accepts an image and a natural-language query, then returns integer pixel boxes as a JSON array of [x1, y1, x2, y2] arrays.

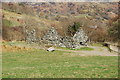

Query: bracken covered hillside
[[1, 2, 119, 42]]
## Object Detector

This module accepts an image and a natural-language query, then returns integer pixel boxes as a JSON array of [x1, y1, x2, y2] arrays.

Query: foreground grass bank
[[2, 49, 118, 78]]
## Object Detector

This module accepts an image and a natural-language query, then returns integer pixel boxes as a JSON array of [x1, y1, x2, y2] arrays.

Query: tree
[[108, 19, 120, 42], [68, 22, 81, 36]]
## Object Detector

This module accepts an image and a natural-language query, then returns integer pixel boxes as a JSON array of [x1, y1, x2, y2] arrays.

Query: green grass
[[2, 49, 118, 78], [75, 47, 94, 51], [3, 19, 13, 27], [57, 47, 94, 51], [91, 43, 103, 47], [3, 19, 20, 27]]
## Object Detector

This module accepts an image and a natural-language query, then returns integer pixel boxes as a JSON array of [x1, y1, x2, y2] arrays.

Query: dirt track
[[2, 42, 119, 56], [56, 46, 118, 56]]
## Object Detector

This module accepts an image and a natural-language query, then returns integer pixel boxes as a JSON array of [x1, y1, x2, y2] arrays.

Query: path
[[57, 46, 118, 56], [3, 41, 118, 56]]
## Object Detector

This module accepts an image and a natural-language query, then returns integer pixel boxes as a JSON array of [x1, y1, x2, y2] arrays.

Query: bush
[[108, 19, 120, 42], [2, 25, 25, 41], [83, 27, 107, 42], [68, 22, 81, 36]]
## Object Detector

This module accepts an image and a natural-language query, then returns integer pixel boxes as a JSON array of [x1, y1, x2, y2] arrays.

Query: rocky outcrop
[[73, 28, 88, 48], [42, 27, 63, 46], [25, 27, 88, 49], [25, 29, 37, 44], [42, 27, 88, 49], [61, 36, 74, 48]]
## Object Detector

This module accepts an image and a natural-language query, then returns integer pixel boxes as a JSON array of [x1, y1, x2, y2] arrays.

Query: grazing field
[[2, 48, 118, 78]]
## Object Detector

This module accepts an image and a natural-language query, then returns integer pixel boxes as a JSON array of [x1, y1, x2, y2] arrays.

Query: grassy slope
[[2, 9, 62, 37], [2, 19, 20, 27], [2, 9, 61, 27], [3, 49, 118, 78], [2, 9, 89, 28], [2, 10, 21, 27]]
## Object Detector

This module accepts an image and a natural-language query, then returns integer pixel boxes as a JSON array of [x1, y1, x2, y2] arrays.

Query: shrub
[[68, 22, 81, 36], [108, 19, 120, 42], [83, 26, 107, 43]]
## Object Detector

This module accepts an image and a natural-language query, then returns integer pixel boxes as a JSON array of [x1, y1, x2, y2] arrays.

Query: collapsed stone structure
[[25, 27, 88, 49], [25, 29, 37, 44], [42, 27, 88, 49], [61, 36, 74, 48], [72, 28, 88, 48], [42, 27, 63, 46]]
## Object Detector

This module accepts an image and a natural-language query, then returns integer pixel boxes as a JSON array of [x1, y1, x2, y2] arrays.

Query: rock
[[61, 36, 74, 48], [47, 47, 55, 52], [58, 43, 66, 47], [73, 28, 88, 48], [42, 27, 88, 49], [90, 25, 97, 28], [26, 29, 37, 44], [42, 27, 63, 46]]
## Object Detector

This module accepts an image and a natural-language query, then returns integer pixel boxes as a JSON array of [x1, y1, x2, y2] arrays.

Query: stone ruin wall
[[25, 27, 88, 49]]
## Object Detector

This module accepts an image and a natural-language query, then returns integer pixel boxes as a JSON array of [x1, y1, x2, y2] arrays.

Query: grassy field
[[2, 48, 118, 78]]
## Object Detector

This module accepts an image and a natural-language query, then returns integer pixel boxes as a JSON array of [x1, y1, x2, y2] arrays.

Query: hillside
[[26, 2, 118, 19], [1, 2, 119, 42], [1, 2, 119, 78]]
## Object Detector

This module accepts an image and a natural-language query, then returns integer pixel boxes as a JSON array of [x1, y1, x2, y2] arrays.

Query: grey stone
[[42, 27, 88, 49], [42, 27, 62, 46], [41, 27, 88, 49], [25, 29, 37, 44], [61, 36, 74, 48], [73, 28, 88, 47], [47, 47, 55, 52]]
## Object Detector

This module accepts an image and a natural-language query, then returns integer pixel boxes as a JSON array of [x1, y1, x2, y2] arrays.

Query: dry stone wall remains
[[25, 27, 88, 49], [42, 27, 88, 49]]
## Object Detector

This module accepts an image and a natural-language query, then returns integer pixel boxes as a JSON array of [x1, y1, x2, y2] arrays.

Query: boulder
[[47, 47, 55, 52]]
